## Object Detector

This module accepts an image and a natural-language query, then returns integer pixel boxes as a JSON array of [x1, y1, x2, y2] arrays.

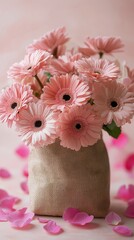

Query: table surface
[[0, 1, 134, 239]]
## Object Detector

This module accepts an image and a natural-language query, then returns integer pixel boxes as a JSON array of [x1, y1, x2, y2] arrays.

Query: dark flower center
[[34, 120, 42, 128], [11, 102, 17, 109], [75, 123, 81, 130], [27, 66, 32, 70], [63, 94, 71, 101], [111, 101, 118, 108]]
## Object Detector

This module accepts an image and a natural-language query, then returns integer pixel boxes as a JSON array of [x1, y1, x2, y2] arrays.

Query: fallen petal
[[63, 207, 80, 221], [38, 217, 50, 223], [115, 184, 134, 201], [124, 154, 134, 172], [43, 221, 62, 234], [105, 212, 121, 225], [0, 168, 11, 178], [125, 200, 134, 218], [0, 209, 9, 222], [20, 181, 29, 194], [71, 212, 94, 225], [113, 225, 133, 236], [23, 164, 29, 177], [15, 144, 29, 159], [111, 133, 128, 148], [8, 208, 34, 228]]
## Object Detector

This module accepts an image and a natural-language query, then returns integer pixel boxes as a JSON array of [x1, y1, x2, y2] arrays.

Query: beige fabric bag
[[28, 139, 110, 217]]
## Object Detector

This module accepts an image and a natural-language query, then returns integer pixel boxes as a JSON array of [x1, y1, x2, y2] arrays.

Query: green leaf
[[103, 121, 121, 139], [44, 72, 52, 82]]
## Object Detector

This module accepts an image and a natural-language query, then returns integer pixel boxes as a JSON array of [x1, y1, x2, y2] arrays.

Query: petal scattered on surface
[[113, 225, 133, 237], [105, 212, 121, 225], [0, 168, 11, 178], [125, 200, 134, 218], [124, 154, 134, 172], [20, 181, 29, 194], [23, 164, 29, 177], [63, 207, 80, 221], [8, 208, 34, 228], [115, 184, 134, 201], [111, 133, 128, 148], [43, 220, 62, 234], [0, 209, 9, 222], [38, 217, 50, 223], [63, 208, 94, 225], [15, 144, 30, 159]]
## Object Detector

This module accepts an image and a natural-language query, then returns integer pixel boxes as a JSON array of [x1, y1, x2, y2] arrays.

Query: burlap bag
[[28, 139, 110, 217]]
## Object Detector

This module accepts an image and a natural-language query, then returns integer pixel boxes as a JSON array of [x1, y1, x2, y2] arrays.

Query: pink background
[[0, 0, 134, 239]]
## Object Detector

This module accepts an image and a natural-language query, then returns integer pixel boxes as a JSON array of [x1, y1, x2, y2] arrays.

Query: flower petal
[[8, 208, 34, 228], [38, 217, 50, 223], [0, 168, 11, 178], [111, 133, 128, 148], [63, 207, 80, 221], [20, 181, 29, 194], [0, 209, 9, 222], [15, 144, 29, 159], [125, 200, 134, 218], [23, 164, 29, 177], [71, 212, 94, 225], [113, 225, 133, 236], [105, 212, 121, 225], [43, 220, 62, 234], [115, 184, 134, 201]]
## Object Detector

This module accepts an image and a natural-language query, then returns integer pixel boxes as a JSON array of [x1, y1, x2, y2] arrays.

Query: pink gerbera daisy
[[16, 102, 58, 146], [57, 105, 102, 151], [79, 37, 124, 57], [93, 81, 134, 126], [41, 74, 91, 110], [75, 58, 120, 82], [0, 83, 33, 127], [27, 27, 69, 58], [7, 50, 50, 84]]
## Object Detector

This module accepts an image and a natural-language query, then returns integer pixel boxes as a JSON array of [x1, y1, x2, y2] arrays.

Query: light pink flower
[[57, 105, 102, 151], [75, 58, 120, 82], [41, 74, 90, 110], [16, 102, 58, 147], [0, 83, 33, 127], [79, 37, 124, 57], [93, 81, 134, 126], [27, 27, 69, 58], [7, 50, 50, 84]]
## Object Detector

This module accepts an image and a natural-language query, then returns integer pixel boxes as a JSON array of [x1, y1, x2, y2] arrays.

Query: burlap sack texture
[[28, 139, 110, 217]]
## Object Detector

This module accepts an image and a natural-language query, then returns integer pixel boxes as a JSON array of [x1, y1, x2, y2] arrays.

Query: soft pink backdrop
[[0, 1, 134, 239]]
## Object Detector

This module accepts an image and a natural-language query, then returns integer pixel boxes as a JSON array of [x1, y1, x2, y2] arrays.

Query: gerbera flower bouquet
[[0, 27, 134, 150], [0, 27, 134, 217]]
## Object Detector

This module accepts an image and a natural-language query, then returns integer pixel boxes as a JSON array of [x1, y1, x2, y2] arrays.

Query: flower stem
[[35, 75, 43, 90], [99, 52, 103, 58]]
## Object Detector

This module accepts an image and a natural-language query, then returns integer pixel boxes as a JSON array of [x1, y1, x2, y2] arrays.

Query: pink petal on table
[[0, 209, 9, 222], [115, 184, 134, 201], [125, 200, 134, 218], [111, 133, 128, 148], [0, 168, 11, 178], [23, 164, 29, 177], [20, 181, 29, 194], [105, 212, 121, 225], [0, 197, 16, 210], [38, 217, 50, 223], [113, 225, 133, 236], [43, 220, 62, 234], [124, 154, 134, 172], [71, 212, 94, 225], [15, 144, 29, 159], [8, 208, 34, 228], [63, 207, 80, 221], [0, 189, 9, 200]]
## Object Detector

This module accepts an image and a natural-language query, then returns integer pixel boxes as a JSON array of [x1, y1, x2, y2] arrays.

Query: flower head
[[75, 58, 120, 82], [0, 83, 33, 127], [57, 105, 102, 151], [41, 74, 91, 110], [16, 102, 58, 146], [93, 81, 134, 126], [27, 27, 69, 58], [79, 37, 124, 57], [7, 50, 50, 84]]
